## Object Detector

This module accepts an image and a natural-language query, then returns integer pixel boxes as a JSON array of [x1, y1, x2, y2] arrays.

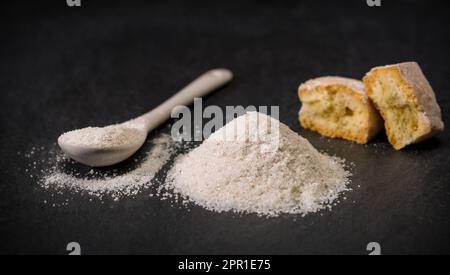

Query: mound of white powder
[[165, 112, 351, 217]]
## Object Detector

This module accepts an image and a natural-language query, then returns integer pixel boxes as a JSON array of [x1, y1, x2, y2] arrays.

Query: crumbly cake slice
[[298, 76, 383, 144], [364, 62, 444, 150]]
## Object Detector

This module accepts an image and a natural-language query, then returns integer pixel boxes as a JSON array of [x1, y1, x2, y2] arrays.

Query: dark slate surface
[[0, 0, 449, 255]]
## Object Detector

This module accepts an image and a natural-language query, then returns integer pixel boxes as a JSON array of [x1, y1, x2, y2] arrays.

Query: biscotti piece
[[298, 76, 383, 144], [364, 62, 444, 150]]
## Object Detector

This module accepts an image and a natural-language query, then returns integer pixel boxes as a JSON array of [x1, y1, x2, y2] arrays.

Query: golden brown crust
[[397, 62, 444, 132], [298, 76, 383, 144]]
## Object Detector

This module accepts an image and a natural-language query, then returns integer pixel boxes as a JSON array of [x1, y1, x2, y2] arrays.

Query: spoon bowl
[[58, 126, 147, 167]]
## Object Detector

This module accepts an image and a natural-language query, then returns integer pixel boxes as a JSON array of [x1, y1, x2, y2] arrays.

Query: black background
[[1, 0, 449, 255]]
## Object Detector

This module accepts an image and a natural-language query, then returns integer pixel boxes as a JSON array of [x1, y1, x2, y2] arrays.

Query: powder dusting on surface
[[26, 113, 352, 217], [163, 112, 352, 217], [42, 133, 174, 200]]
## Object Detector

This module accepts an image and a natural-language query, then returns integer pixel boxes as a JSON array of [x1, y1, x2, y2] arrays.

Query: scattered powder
[[25, 113, 352, 217], [58, 125, 143, 148], [164, 112, 352, 217], [42, 133, 174, 200]]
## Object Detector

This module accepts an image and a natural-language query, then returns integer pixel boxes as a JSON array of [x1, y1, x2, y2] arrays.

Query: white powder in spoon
[[163, 112, 352, 217], [58, 125, 142, 148]]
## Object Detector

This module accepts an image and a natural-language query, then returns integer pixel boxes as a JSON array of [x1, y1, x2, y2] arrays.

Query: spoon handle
[[132, 68, 233, 132]]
